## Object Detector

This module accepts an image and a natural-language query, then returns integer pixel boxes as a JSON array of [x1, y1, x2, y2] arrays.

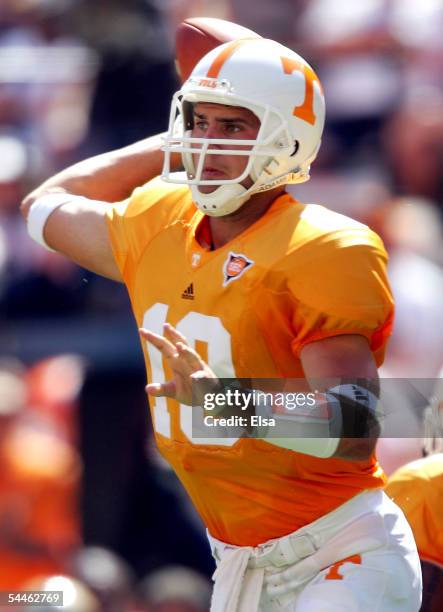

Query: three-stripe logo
[[181, 283, 195, 300]]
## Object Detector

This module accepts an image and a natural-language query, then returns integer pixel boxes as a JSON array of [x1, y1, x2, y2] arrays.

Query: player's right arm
[[20, 133, 181, 281]]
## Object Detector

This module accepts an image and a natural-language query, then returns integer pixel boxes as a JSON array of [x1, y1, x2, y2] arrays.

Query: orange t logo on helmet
[[281, 56, 323, 126], [204, 40, 323, 127]]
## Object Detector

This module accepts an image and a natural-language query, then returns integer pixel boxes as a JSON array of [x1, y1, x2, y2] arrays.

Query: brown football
[[175, 17, 262, 83]]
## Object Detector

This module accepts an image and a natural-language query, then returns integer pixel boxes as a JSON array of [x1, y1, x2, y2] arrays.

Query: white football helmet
[[161, 38, 326, 216]]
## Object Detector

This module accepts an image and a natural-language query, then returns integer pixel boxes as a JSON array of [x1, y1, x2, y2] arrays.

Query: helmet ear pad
[[245, 111, 296, 183]]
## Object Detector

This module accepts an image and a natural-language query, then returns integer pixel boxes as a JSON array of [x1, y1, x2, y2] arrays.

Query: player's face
[[191, 103, 260, 194]]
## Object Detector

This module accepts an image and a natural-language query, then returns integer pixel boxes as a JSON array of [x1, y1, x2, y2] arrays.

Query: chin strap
[[191, 183, 251, 217], [191, 165, 311, 217]]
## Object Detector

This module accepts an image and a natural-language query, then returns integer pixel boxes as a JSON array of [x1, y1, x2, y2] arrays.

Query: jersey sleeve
[[105, 177, 191, 288], [105, 199, 131, 278], [287, 227, 394, 365]]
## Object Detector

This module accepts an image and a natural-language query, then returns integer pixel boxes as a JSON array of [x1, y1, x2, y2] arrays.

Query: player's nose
[[205, 122, 224, 144]]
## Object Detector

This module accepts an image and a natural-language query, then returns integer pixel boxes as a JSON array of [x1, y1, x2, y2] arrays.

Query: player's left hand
[[139, 323, 219, 405]]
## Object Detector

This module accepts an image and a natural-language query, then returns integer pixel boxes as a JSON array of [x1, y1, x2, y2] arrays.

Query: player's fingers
[[176, 341, 206, 369], [146, 380, 176, 399], [139, 328, 177, 359], [164, 322, 190, 347]]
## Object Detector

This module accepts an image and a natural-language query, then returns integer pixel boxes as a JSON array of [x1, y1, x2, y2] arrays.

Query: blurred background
[[0, 0, 442, 609]]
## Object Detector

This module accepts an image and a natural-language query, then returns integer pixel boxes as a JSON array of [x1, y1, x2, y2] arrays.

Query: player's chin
[[198, 184, 221, 194]]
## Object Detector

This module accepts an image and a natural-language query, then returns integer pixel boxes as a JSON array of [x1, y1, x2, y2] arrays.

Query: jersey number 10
[[142, 303, 239, 447]]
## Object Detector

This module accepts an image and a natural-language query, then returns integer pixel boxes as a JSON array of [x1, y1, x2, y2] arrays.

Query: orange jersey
[[386, 454, 443, 566], [106, 177, 393, 546]]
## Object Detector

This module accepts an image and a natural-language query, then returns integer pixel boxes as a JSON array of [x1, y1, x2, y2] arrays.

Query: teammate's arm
[[20, 134, 181, 281]]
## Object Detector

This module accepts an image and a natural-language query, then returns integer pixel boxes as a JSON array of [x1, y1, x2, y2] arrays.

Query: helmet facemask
[[162, 81, 308, 216]]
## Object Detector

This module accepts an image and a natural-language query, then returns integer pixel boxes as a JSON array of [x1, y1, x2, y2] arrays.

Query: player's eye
[[194, 120, 208, 131], [224, 123, 241, 134]]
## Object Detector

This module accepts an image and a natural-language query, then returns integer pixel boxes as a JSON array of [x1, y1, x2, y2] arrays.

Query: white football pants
[[207, 489, 422, 612]]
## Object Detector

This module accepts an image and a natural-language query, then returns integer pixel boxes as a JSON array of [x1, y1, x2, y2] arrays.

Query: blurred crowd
[[0, 0, 442, 610]]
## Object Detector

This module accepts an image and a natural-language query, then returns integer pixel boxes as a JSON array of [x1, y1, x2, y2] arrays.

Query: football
[[175, 17, 262, 83]]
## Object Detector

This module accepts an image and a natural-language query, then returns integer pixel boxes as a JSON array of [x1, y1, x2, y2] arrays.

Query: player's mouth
[[202, 166, 227, 179]]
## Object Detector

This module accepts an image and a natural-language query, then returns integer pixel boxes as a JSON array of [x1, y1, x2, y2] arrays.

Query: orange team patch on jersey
[[223, 252, 254, 286]]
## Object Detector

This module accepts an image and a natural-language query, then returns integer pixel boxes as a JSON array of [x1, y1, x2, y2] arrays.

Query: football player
[[386, 375, 443, 611], [21, 38, 421, 610]]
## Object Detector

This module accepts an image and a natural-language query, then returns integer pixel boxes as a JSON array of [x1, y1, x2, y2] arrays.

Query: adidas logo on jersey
[[181, 283, 194, 300]]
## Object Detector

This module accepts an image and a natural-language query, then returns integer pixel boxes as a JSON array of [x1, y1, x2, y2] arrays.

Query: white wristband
[[27, 193, 85, 252], [257, 393, 342, 458]]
